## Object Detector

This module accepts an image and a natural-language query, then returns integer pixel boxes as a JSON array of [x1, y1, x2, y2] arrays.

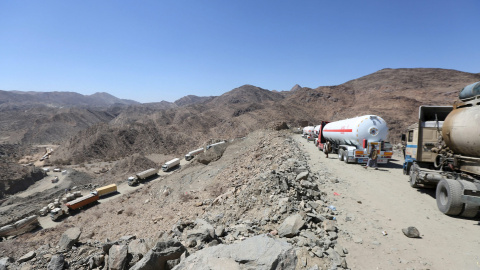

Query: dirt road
[[294, 135, 480, 270], [37, 158, 190, 228]]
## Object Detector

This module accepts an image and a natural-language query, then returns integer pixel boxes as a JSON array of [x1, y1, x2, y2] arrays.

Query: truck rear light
[[355, 150, 364, 155]]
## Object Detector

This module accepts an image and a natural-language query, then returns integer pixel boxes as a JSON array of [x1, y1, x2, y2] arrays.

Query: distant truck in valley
[[320, 115, 393, 164], [66, 193, 99, 211], [206, 141, 226, 150], [162, 158, 180, 172], [185, 148, 204, 161], [0, 215, 39, 237], [92, 184, 117, 197], [403, 81, 480, 217], [127, 168, 159, 186]]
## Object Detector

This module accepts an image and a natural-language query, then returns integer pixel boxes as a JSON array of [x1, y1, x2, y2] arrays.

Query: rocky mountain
[[2, 68, 480, 165], [0, 90, 138, 108], [174, 95, 214, 106], [47, 68, 480, 164]]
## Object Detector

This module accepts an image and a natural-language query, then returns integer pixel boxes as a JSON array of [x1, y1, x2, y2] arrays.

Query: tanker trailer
[[322, 115, 392, 164], [402, 81, 480, 218], [302, 126, 314, 139]]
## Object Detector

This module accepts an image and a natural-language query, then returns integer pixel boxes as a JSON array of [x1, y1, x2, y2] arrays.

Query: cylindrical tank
[[442, 102, 480, 157], [458, 81, 480, 101], [314, 125, 321, 136], [303, 126, 314, 135], [323, 115, 388, 146]]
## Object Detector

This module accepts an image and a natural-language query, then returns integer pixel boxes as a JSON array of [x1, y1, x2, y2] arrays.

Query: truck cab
[[402, 106, 453, 176]]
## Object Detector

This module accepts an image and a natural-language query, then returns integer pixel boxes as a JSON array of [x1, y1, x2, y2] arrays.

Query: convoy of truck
[[402, 81, 480, 217]]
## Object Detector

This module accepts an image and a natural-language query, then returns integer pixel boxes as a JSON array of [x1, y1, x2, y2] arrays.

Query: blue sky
[[1, 1, 479, 103]]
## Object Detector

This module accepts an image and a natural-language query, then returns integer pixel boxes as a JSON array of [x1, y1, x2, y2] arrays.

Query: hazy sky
[[1, 1, 478, 103]]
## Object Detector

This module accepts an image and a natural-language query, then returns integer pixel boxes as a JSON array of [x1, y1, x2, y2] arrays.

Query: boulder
[[278, 214, 305, 238], [295, 172, 309, 181], [130, 239, 186, 270], [402, 226, 420, 238], [47, 254, 65, 270], [0, 257, 14, 270], [128, 239, 149, 257], [185, 219, 215, 243], [57, 227, 81, 251], [108, 245, 128, 270], [173, 234, 297, 270], [17, 251, 36, 263]]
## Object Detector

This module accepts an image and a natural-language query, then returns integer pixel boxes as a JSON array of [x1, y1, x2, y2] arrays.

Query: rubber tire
[[459, 180, 479, 218], [436, 179, 463, 216], [409, 169, 419, 188], [343, 151, 349, 163], [338, 149, 344, 161]]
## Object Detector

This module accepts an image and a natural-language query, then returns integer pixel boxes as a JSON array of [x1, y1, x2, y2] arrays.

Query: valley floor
[[294, 135, 480, 270]]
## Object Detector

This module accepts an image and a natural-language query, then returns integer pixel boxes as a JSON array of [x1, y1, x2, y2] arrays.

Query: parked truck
[[50, 208, 65, 221], [403, 81, 480, 217], [162, 158, 180, 172], [302, 126, 314, 140], [0, 215, 39, 237], [65, 193, 99, 210], [127, 168, 159, 186], [322, 115, 393, 164], [185, 148, 204, 161], [206, 141, 226, 150], [93, 184, 117, 197]]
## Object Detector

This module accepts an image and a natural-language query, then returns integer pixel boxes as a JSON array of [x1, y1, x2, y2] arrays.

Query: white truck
[[185, 148, 204, 161], [50, 208, 65, 221], [206, 141, 226, 150], [127, 168, 159, 186], [323, 115, 393, 164], [162, 158, 180, 172], [302, 126, 314, 140]]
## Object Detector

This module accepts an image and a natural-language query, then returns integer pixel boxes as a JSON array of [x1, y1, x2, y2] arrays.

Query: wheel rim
[[439, 185, 448, 206]]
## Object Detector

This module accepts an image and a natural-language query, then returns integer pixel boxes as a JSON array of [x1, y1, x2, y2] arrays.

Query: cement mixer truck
[[402, 81, 480, 217], [322, 115, 393, 164]]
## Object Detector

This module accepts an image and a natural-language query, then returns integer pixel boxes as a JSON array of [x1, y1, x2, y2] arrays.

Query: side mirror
[[401, 134, 406, 141]]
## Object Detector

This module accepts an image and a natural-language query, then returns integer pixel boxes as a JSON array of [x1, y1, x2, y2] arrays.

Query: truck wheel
[[409, 169, 419, 188], [338, 149, 344, 161], [459, 180, 479, 218], [343, 151, 349, 163], [436, 179, 463, 216]]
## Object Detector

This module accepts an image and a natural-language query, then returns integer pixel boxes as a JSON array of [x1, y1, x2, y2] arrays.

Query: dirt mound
[[111, 154, 159, 176]]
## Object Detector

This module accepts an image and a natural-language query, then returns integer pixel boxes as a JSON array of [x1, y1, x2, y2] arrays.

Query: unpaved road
[[37, 158, 190, 228], [294, 135, 480, 270]]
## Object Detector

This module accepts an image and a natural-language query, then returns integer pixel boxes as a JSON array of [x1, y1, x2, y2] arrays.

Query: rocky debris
[[57, 227, 82, 251], [1, 130, 350, 269], [17, 250, 35, 263], [173, 234, 296, 270], [278, 213, 305, 238], [402, 226, 420, 238], [47, 254, 65, 270], [108, 245, 129, 270], [0, 257, 14, 270], [130, 239, 186, 270]]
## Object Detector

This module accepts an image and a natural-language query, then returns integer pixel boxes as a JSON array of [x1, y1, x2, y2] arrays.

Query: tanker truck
[[302, 126, 314, 140], [127, 168, 159, 186], [402, 81, 480, 217], [322, 115, 393, 164]]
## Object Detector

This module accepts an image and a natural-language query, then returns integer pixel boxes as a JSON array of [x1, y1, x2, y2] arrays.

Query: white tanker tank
[[322, 115, 392, 164], [303, 126, 315, 140]]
